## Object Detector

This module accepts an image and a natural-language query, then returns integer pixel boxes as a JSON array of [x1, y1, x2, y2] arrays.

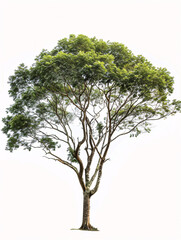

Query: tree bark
[[79, 190, 98, 231]]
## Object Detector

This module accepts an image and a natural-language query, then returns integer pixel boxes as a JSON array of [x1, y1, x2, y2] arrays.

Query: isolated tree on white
[[2, 34, 181, 230]]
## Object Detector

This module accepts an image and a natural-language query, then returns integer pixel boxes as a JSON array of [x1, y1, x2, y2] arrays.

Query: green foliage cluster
[[67, 147, 78, 163]]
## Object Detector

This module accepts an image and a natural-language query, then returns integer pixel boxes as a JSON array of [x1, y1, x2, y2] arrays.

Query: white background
[[0, 0, 181, 239]]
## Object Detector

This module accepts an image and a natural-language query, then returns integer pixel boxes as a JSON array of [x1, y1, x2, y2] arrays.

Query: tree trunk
[[79, 191, 98, 231]]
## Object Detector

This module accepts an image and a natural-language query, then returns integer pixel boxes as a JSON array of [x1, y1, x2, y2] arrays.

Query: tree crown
[[2, 35, 181, 191]]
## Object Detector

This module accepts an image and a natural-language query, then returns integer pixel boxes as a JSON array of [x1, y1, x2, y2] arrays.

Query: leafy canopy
[[2, 34, 181, 174]]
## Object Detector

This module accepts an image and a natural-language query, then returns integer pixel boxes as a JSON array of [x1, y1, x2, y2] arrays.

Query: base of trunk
[[79, 223, 98, 231], [71, 227, 99, 231]]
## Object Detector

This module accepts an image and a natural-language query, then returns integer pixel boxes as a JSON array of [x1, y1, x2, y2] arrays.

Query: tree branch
[[48, 151, 85, 191]]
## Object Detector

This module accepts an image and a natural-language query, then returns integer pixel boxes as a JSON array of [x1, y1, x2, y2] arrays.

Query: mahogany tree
[[2, 34, 181, 230]]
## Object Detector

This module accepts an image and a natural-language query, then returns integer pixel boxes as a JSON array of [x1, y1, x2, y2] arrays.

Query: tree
[[2, 34, 181, 231]]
